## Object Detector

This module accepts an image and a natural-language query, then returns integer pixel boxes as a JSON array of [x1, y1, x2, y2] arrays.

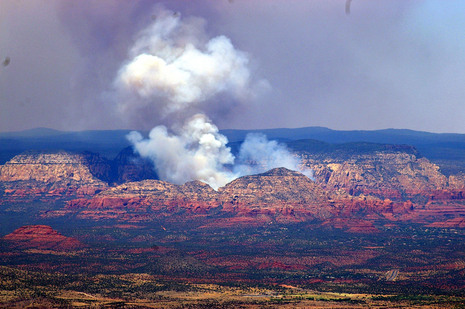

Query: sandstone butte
[[0, 151, 108, 197], [2, 149, 465, 231], [61, 167, 438, 230], [2, 225, 83, 251], [301, 151, 451, 199], [65, 168, 332, 219]]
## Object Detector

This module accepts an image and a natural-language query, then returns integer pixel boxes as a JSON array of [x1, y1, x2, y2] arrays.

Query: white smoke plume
[[117, 8, 311, 189], [114, 8, 255, 122], [128, 114, 235, 189], [234, 133, 313, 179]]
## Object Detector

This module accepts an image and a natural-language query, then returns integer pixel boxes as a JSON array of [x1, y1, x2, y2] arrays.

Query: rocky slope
[[219, 168, 329, 205], [0, 151, 108, 197], [0, 151, 105, 183], [113, 147, 158, 184], [60, 178, 221, 221], [294, 145, 465, 225], [2, 143, 465, 230], [217, 168, 335, 222], [298, 146, 450, 200], [2, 225, 83, 250], [50, 168, 329, 223], [50, 168, 414, 228], [0, 148, 160, 194]]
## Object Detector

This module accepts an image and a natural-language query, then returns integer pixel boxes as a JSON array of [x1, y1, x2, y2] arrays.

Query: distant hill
[[0, 128, 136, 164], [221, 127, 465, 176], [221, 126, 465, 144], [1, 127, 465, 175]]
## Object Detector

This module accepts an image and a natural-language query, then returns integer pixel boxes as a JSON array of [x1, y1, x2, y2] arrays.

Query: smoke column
[[114, 8, 253, 120], [127, 114, 235, 189], [115, 8, 311, 189], [235, 133, 313, 179]]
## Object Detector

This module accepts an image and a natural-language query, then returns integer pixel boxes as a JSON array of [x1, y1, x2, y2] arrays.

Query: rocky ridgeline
[[0, 152, 108, 197], [218, 168, 334, 222], [69, 168, 327, 207], [0, 152, 103, 183], [0, 149, 160, 197], [300, 151, 451, 200], [219, 168, 328, 205], [0, 152, 107, 199], [2, 145, 465, 230], [61, 167, 417, 228]]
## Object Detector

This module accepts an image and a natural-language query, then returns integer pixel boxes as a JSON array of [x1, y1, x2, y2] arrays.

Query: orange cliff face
[[60, 179, 222, 221], [55, 168, 418, 225], [48, 164, 465, 228], [217, 168, 334, 223], [300, 149, 452, 200], [2, 147, 465, 229], [0, 152, 108, 197]]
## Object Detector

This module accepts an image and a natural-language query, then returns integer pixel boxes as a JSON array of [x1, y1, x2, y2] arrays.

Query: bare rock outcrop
[[112, 147, 158, 184], [62, 168, 343, 223], [0, 151, 108, 197], [218, 167, 334, 221], [64, 179, 222, 221], [300, 150, 448, 201], [0, 151, 105, 183], [2, 225, 83, 250], [2, 147, 465, 228]]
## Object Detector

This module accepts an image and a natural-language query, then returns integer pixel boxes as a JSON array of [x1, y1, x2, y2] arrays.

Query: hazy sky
[[1, 0, 465, 133]]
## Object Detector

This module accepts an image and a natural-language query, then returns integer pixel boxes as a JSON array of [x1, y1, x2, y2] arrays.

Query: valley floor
[[2, 265, 465, 308], [2, 214, 465, 308]]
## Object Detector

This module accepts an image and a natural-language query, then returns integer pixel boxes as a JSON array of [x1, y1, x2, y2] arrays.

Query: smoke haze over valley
[[2, 0, 465, 133]]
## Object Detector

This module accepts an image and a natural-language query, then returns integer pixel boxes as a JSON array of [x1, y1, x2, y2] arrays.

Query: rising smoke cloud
[[128, 113, 235, 189], [116, 8, 310, 189], [234, 133, 313, 179], [114, 8, 256, 122]]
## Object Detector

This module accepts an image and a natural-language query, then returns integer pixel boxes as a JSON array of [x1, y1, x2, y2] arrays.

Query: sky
[[1, 0, 465, 133]]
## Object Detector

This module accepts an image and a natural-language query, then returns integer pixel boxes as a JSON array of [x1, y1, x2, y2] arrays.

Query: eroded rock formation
[[300, 149, 449, 200], [2, 225, 83, 250], [2, 145, 465, 229], [0, 151, 108, 197]]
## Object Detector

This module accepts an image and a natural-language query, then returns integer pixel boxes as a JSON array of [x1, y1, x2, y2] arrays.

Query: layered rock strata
[[0, 151, 108, 197], [2, 147, 465, 230], [300, 150, 449, 200], [58, 168, 414, 227]]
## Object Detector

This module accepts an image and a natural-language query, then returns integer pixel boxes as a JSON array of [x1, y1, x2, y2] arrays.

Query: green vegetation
[[2, 127, 465, 307], [2, 210, 465, 307]]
